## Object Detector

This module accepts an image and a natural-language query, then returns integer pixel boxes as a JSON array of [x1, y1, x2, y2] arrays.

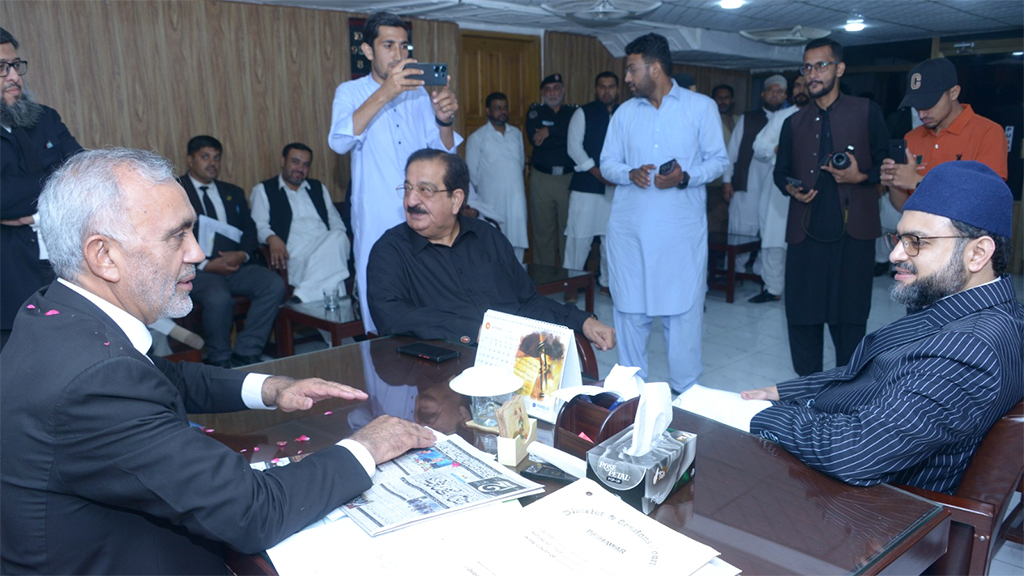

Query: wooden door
[[459, 32, 541, 151]]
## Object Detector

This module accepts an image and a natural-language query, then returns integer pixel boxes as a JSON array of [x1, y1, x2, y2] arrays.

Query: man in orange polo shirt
[[882, 58, 1007, 211]]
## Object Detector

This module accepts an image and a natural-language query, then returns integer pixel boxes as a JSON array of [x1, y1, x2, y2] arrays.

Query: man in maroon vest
[[773, 38, 890, 376]]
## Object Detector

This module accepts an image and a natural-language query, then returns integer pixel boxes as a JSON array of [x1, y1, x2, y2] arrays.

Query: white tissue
[[601, 364, 643, 400], [625, 380, 673, 456]]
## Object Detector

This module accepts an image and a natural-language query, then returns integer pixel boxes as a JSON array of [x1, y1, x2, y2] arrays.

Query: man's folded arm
[[751, 345, 1001, 487], [55, 357, 372, 553]]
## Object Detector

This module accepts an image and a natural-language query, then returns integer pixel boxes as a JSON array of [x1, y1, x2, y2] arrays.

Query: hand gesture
[[261, 376, 369, 412], [629, 164, 655, 188], [266, 236, 289, 270], [431, 75, 458, 125], [350, 415, 436, 465]]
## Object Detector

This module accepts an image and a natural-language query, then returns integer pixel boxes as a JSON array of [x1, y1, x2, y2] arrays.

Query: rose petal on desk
[[295, 434, 310, 442], [205, 428, 215, 434], [240, 449, 247, 452], [323, 411, 333, 416], [253, 446, 260, 452], [276, 441, 288, 447], [26, 304, 35, 309], [297, 450, 303, 454], [45, 310, 60, 316]]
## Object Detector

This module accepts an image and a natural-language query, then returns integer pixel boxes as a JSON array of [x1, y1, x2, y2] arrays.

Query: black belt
[[532, 164, 571, 175]]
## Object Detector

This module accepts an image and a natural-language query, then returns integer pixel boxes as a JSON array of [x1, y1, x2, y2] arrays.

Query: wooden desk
[[527, 263, 595, 313], [198, 339, 948, 576]]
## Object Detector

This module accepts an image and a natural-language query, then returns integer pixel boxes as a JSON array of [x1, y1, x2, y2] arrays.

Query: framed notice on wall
[[348, 18, 413, 80]]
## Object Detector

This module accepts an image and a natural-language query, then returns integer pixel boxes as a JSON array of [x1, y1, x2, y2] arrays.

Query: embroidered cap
[[899, 58, 958, 110], [904, 160, 1012, 238], [763, 74, 787, 91]]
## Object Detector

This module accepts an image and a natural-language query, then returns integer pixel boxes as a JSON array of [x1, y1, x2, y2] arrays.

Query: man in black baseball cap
[[882, 58, 1008, 209]]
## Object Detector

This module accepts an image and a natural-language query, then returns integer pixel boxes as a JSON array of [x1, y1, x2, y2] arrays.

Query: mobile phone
[[403, 62, 448, 86], [658, 159, 677, 175], [397, 342, 460, 363], [889, 139, 907, 164], [521, 462, 575, 484], [785, 176, 805, 189]]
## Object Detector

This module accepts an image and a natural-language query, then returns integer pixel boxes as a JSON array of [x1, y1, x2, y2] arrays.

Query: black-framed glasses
[[884, 232, 970, 256], [799, 61, 839, 76], [397, 183, 448, 199], [0, 60, 28, 77]]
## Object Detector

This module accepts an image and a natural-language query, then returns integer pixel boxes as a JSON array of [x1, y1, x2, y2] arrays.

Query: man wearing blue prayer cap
[[731, 160, 1022, 494]]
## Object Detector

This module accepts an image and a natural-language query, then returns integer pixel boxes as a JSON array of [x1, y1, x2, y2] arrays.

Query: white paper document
[[671, 384, 771, 432], [197, 214, 243, 257]]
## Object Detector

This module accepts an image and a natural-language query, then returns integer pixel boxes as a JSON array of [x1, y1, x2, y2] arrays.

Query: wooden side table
[[275, 298, 364, 357], [707, 232, 762, 303]]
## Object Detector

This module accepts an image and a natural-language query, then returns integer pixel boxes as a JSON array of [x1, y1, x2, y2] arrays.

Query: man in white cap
[[721, 74, 789, 291]]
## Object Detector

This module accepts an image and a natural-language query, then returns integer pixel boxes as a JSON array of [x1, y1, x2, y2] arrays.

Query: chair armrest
[[896, 484, 997, 529]]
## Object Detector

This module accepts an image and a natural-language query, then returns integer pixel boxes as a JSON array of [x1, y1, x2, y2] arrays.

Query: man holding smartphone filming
[[600, 33, 728, 395], [329, 11, 461, 335]]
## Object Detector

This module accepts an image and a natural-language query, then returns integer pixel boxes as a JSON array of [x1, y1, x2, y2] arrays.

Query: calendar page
[[475, 310, 582, 423]]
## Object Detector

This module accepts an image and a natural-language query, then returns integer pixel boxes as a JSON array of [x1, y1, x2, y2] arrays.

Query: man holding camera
[[774, 38, 889, 376], [328, 11, 460, 334]]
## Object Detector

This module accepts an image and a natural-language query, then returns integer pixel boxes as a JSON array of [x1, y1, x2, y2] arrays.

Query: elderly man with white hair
[[721, 74, 789, 291]]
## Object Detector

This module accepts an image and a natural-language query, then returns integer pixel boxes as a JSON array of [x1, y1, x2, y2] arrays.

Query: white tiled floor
[[575, 271, 1024, 571]]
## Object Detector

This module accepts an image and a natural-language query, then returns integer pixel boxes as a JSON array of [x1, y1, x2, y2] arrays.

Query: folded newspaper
[[254, 432, 543, 537]]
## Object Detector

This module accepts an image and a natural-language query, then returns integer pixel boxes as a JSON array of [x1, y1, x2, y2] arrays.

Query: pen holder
[[553, 393, 640, 460], [497, 418, 537, 466]]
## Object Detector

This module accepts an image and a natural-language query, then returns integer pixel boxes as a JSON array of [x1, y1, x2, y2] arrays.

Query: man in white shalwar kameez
[[601, 34, 728, 394], [250, 143, 350, 303], [327, 12, 461, 332], [722, 75, 789, 270], [465, 92, 528, 262]]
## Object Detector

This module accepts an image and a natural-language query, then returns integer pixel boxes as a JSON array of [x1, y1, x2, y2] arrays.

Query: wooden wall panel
[[0, 0, 354, 200], [411, 18, 463, 139], [459, 32, 541, 143], [543, 31, 623, 107], [675, 63, 752, 115]]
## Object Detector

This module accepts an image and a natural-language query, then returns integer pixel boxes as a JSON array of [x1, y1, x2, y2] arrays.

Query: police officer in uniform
[[527, 73, 578, 267]]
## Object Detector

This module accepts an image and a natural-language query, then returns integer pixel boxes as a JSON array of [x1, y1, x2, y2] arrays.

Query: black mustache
[[406, 206, 428, 215]]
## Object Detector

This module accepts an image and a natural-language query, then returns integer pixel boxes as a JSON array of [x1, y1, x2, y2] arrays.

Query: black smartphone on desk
[[397, 342, 460, 363], [403, 63, 448, 86]]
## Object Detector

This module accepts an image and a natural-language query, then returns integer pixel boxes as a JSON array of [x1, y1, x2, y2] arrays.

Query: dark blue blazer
[[0, 105, 81, 329], [178, 175, 260, 261], [751, 275, 1024, 493], [0, 281, 371, 574]]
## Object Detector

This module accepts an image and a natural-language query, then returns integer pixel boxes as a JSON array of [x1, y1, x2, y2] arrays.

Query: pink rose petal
[[271, 458, 280, 464], [205, 428, 215, 434], [26, 304, 35, 309], [240, 449, 247, 452], [323, 411, 333, 416], [45, 310, 60, 316], [295, 434, 310, 442], [253, 446, 260, 452], [276, 441, 288, 447], [297, 450, 303, 454], [104, 342, 110, 346]]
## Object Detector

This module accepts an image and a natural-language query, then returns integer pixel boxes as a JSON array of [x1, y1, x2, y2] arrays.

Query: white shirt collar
[[277, 175, 308, 194], [58, 278, 153, 356], [189, 175, 216, 194]]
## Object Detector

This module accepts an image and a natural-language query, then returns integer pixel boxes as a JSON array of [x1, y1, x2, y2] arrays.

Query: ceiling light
[[844, 18, 865, 32], [1014, 51, 1024, 56], [720, 0, 744, 9]]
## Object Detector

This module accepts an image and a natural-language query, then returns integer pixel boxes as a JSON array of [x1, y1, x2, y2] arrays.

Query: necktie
[[199, 185, 218, 220]]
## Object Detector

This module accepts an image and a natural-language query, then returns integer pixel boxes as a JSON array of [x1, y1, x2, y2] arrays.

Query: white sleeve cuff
[[241, 373, 274, 410], [338, 439, 377, 477]]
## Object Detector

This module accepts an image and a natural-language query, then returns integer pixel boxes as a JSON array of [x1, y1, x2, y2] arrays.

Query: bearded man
[[0, 27, 82, 346]]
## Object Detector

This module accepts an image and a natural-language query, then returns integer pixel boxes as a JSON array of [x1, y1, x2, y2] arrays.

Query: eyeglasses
[[884, 232, 970, 256], [799, 61, 839, 76], [397, 183, 448, 199], [0, 60, 28, 77]]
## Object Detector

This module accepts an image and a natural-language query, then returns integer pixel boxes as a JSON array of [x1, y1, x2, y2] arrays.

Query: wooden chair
[[896, 398, 1024, 575], [574, 330, 599, 380]]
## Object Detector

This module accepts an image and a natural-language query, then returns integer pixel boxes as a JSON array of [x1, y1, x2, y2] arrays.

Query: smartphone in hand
[[785, 176, 805, 190], [402, 63, 448, 86], [658, 159, 677, 175], [889, 139, 907, 164]]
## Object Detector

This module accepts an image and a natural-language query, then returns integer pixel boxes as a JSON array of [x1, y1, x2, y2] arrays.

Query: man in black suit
[[179, 135, 286, 367], [0, 27, 82, 348], [0, 148, 435, 574]]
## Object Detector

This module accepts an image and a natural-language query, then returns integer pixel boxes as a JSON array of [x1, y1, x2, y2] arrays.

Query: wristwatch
[[677, 171, 690, 189]]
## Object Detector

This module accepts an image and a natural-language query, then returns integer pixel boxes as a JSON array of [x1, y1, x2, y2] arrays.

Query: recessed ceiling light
[[1014, 51, 1024, 56], [720, 0, 744, 9], [844, 18, 866, 32]]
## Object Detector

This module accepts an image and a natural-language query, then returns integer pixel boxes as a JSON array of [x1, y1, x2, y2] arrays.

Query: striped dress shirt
[[751, 275, 1024, 493]]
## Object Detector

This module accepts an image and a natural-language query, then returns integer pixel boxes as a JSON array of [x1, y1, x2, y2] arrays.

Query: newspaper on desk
[[254, 432, 543, 537]]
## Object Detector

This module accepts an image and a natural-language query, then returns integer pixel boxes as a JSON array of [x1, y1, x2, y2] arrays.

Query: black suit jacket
[[178, 175, 260, 261], [0, 281, 371, 574], [0, 106, 82, 329]]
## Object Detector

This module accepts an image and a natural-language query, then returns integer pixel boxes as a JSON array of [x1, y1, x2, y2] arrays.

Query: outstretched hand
[[261, 376, 368, 412], [350, 416, 436, 465]]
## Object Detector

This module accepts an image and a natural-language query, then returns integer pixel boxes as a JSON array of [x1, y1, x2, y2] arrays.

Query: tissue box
[[585, 424, 696, 514]]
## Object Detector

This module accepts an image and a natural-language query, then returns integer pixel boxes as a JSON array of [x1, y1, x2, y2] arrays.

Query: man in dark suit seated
[[367, 148, 616, 349], [178, 135, 287, 367], [0, 148, 435, 575], [735, 161, 1023, 494]]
